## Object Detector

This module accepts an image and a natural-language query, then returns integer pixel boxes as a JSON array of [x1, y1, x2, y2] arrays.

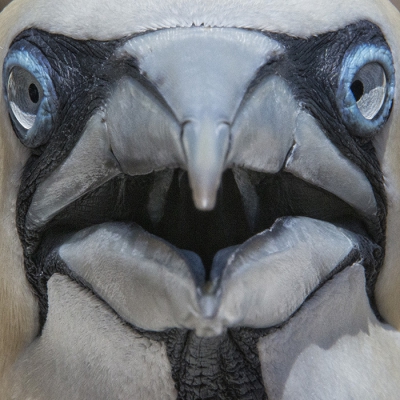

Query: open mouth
[[30, 165, 381, 336], [40, 167, 374, 275]]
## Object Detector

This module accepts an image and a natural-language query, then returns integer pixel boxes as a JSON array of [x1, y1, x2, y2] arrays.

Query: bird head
[[1, 0, 400, 396]]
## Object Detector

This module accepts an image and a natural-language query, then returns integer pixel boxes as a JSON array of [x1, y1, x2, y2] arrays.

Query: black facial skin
[[268, 22, 388, 242], [266, 21, 389, 304], [7, 21, 389, 399]]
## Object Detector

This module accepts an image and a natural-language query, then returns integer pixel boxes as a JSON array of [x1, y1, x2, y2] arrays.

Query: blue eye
[[337, 43, 395, 137], [3, 41, 57, 148]]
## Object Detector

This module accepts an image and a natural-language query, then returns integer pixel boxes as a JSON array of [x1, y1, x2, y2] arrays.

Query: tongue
[[58, 216, 376, 337]]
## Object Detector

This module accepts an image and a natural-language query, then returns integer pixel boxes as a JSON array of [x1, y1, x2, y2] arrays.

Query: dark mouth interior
[[41, 168, 370, 278]]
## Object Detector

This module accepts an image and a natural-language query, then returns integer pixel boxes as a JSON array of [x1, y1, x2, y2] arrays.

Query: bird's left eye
[[337, 43, 395, 137], [3, 41, 57, 148], [350, 62, 387, 120]]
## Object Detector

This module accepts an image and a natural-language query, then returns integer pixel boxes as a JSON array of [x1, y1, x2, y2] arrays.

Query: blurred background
[[0, 0, 9, 11], [392, 0, 400, 9], [0, 1, 399, 20], [393, 0, 400, 8]]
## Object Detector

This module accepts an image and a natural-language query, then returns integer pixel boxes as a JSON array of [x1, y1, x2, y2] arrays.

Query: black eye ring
[[3, 41, 58, 148], [337, 43, 395, 137]]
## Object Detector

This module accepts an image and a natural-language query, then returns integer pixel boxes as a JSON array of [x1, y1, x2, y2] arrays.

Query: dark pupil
[[350, 80, 364, 102], [28, 83, 40, 104]]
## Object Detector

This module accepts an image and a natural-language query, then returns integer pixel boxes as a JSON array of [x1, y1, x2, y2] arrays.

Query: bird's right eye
[[7, 66, 44, 131], [3, 41, 58, 148]]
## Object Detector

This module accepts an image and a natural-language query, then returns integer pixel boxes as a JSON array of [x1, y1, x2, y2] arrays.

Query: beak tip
[[193, 192, 217, 211]]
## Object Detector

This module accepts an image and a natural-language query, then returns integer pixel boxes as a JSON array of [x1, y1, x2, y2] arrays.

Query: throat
[[154, 170, 251, 277], [145, 327, 269, 400]]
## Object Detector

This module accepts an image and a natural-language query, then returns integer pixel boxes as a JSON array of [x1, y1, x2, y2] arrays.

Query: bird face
[[1, 0, 400, 398], [4, 22, 392, 334]]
